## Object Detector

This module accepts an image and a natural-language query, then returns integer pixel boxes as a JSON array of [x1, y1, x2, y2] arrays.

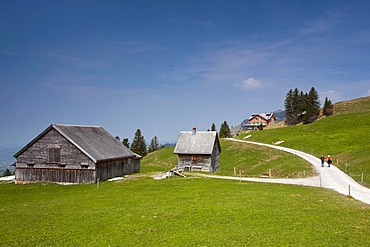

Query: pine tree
[[131, 129, 147, 157], [122, 138, 130, 148], [211, 123, 216, 131], [219, 121, 231, 138], [148, 136, 159, 153], [291, 88, 300, 124], [305, 87, 320, 123], [284, 89, 294, 125], [323, 97, 333, 116], [2, 168, 12, 177], [285, 87, 321, 125]]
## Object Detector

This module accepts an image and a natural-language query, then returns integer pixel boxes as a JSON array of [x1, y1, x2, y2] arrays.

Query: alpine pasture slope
[[237, 96, 370, 187]]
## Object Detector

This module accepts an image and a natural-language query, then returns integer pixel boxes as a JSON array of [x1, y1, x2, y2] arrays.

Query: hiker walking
[[320, 156, 325, 167], [327, 155, 332, 167]]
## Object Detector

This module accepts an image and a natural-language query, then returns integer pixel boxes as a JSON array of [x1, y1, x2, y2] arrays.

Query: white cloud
[[236, 78, 264, 90], [320, 90, 343, 103]]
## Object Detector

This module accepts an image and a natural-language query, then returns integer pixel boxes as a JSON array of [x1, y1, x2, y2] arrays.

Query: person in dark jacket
[[320, 156, 325, 167], [327, 155, 332, 167]]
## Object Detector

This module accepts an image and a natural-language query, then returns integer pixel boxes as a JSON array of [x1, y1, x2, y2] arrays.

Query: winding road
[[208, 138, 370, 205]]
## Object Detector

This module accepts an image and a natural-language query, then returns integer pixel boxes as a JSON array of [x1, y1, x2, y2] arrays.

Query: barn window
[[192, 155, 198, 162], [80, 162, 89, 169], [48, 148, 61, 163]]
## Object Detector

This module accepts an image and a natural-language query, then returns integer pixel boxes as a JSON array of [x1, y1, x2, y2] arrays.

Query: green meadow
[[1, 96, 369, 246], [1, 178, 369, 246], [141, 140, 315, 178]]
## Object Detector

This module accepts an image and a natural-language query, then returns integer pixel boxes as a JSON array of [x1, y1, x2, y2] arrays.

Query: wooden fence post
[[348, 184, 351, 196]]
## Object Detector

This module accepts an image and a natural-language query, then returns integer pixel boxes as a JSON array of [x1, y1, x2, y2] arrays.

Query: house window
[[48, 148, 61, 163]]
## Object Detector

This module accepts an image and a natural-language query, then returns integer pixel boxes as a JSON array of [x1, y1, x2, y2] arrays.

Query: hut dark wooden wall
[[177, 142, 220, 172], [174, 130, 221, 173], [15, 125, 140, 184]]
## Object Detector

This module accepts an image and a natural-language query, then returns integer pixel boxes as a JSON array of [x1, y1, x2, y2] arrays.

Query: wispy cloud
[[298, 5, 351, 37], [320, 90, 343, 103], [39, 51, 103, 69], [299, 19, 333, 36]]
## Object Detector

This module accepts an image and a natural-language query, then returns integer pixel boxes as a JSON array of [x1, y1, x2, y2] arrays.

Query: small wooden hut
[[174, 127, 221, 172], [14, 124, 140, 184]]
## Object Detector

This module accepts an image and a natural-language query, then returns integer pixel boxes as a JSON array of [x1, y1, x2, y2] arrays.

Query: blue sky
[[1, 0, 370, 148]]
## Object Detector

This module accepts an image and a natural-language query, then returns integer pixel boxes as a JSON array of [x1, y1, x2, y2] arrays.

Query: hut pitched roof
[[14, 124, 139, 163], [173, 131, 221, 155]]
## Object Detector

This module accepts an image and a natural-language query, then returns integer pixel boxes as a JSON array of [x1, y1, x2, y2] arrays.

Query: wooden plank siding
[[15, 125, 141, 184], [177, 138, 220, 172], [96, 158, 140, 182], [174, 130, 221, 173], [15, 168, 95, 184]]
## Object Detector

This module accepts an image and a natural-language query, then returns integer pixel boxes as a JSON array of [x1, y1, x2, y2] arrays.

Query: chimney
[[192, 126, 197, 135]]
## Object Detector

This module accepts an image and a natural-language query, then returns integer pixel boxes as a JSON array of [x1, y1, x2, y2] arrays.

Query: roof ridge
[[53, 124, 102, 128]]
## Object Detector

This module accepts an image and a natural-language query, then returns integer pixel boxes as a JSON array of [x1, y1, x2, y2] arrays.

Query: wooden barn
[[174, 127, 221, 172], [14, 124, 141, 184]]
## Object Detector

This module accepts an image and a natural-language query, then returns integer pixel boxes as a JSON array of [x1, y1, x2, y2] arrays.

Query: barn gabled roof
[[14, 124, 140, 163], [173, 131, 221, 155]]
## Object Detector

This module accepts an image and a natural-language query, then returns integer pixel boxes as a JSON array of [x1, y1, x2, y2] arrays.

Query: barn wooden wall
[[96, 158, 140, 181], [15, 128, 141, 184], [15, 168, 95, 184], [16, 129, 94, 169]]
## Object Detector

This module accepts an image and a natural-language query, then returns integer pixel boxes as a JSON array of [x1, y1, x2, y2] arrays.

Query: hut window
[[48, 148, 61, 163], [27, 162, 35, 167], [192, 156, 198, 162]]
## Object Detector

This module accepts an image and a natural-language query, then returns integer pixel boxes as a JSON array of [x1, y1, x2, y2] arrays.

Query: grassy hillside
[[140, 146, 177, 173], [219, 140, 314, 177], [334, 96, 370, 114], [141, 140, 315, 178], [237, 96, 370, 186], [0, 179, 369, 246]]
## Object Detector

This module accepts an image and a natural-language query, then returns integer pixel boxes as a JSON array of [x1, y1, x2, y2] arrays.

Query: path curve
[[212, 138, 370, 205]]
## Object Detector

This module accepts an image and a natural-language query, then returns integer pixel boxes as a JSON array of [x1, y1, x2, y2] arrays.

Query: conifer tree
[[219, 121, 231, 138], [122, 138, 130, 148], [284, 89, 294, 125], [2, 168, 12, 177], [323, 97, 333, 116], [285, 87, 321, 125], [304, 87, 320, 123], [211, 123, 216, 131], [131, 129, 147, 157], [148, 136, 159, 153]]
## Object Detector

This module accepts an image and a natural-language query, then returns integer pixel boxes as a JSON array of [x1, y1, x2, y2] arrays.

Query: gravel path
[[205, 138, 370, 205]]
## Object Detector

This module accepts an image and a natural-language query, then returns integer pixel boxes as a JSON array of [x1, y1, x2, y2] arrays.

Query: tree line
[[116, 129, 164, 158], [118, 120, 233, 157], [284, 87, 333, 125]]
